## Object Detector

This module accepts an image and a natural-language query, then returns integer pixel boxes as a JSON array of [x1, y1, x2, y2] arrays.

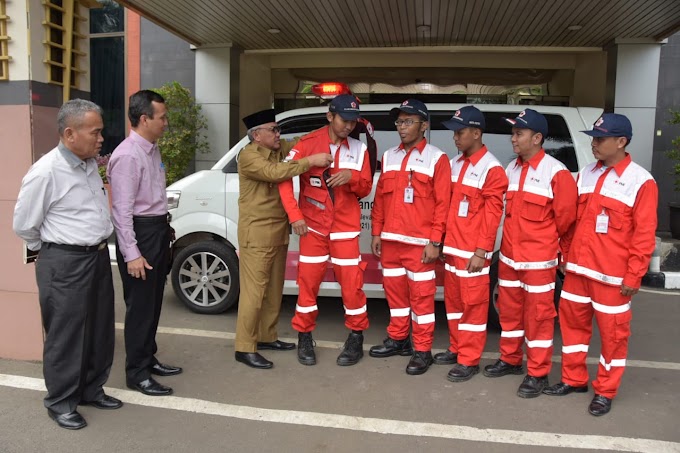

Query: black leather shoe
[[81, 394, 123, 410], [369, 337, 413, 358], [298, 332, 316, 366], [447, 363, 480, 382], [588, 394, 613, 416], [483, 359, 524, 378], [433, 350, 458, 365], [47, 409, 87, 430], [257, 340, 295, 351], [517, 374, 549, 398], [543, 382, 589, 396], [406, 351, 433, 375], [151, 362, 183, 377], [126, 377, 173, 396], [235, 351, 273, 369], [337, 332, 364, 366]]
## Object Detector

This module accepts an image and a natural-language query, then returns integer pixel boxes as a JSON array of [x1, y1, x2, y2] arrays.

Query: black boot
[[517, 374, 549, 398], [433, 350, 458, 365], [446, 363, 480, 382], [297, 332, 316, 366], [483, 359, 524, 378], [337, 331, 364, 366], [369, 337, 413, 358], [405, 351, 433, 375], [588, 394, 613, 416]]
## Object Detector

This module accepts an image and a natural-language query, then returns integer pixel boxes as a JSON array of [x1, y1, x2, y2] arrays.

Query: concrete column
[[239, 54, 273, 137], [606, 39, 664, 171], [194, 44, 241, 170]]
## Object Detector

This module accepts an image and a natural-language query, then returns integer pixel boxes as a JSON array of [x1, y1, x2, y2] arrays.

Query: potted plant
[[153, 81, 209, 185], [96, 153, 113, 209], [667, 109, 680, 239]]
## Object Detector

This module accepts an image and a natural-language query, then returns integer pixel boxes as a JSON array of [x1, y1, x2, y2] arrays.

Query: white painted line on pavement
[[114, 323, 680, 372], [638, 287, 680, 296], [1, 373, 677, 452]]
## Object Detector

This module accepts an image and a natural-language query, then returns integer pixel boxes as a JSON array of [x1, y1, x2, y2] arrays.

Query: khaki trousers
[[234, 245, 288, 352]]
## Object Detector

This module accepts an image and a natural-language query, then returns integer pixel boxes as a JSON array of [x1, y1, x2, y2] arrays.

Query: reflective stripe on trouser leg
[[381, 241, 411, 341], [449, 256, 490, 366], [403, 245, 436, 352], [591, 279, 632, 399], [519, 267, 556, 377], [291, 232, 327, 333], [330, 237, 369, 331], [443, 256, 462, 354], [497, 260, 524, 366], [558, 273, 593, 387]]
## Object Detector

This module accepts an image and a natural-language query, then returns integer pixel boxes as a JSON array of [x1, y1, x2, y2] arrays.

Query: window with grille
[[0, 0, 9, 81], [43, 0, 87, 88]]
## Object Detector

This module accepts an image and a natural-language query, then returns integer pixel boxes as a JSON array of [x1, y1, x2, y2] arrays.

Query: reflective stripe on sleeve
[[442, 246, 492, 260], [380, 232, 429, 246], [565, 263, 624, 285], [499, 253, 558, 270]]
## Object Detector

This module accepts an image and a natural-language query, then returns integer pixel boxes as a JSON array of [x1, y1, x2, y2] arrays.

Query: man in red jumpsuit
[[483, 109, 577, 398], [369, 99, 451, 375], [543, 113, 658, 416], [436, 106, 508, 382], [279, 94, 373, 366]]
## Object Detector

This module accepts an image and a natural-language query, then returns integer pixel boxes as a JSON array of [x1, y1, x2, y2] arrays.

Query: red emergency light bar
[[311, 82, 352, 97]]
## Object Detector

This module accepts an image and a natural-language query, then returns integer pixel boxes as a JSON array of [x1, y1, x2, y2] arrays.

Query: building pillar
[[606, 39, 664, 171], [194, 45, 241, 170]]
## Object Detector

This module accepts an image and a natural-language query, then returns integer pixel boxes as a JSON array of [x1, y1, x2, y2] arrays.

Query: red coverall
[[559, 154, 658, 398], [498, 149, 577, 377], [371, 139, 451, 352], [442, 146, 508, 366], [279, 126, 372, 333]]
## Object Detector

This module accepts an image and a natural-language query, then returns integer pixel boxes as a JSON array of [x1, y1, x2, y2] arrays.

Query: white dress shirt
[[13, 142, 113, 250]]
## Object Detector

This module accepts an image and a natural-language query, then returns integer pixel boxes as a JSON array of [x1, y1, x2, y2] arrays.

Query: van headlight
[[167, 190, 181, 210]]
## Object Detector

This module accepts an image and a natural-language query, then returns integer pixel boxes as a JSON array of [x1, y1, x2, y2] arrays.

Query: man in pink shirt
[[108, 90, 181, 396]]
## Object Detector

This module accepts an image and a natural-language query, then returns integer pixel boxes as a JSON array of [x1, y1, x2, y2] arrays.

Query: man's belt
[[44, 241, 108, 253], [133, 213, 171, 224]]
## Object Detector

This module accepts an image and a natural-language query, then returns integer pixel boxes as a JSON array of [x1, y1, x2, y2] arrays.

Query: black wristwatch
[[430, 241, 442, 247]]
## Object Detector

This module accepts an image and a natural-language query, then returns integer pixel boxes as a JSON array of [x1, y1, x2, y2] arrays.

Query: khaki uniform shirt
[[237, 139, 310, 247]]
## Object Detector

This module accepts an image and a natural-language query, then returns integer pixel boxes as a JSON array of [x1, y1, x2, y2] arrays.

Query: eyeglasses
[[256, 125, 281, 134], [394, 119, 424, 128]]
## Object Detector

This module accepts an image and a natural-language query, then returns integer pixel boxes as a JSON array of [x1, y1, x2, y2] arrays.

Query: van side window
[[429, 112, 578, 172]]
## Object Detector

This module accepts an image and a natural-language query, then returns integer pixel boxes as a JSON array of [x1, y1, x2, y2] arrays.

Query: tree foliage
[[667, 109, 680, 191], [153, 81, 209, 185]]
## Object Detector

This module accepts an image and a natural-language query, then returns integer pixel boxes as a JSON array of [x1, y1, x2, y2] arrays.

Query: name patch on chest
[[310, 176, 323, 187]]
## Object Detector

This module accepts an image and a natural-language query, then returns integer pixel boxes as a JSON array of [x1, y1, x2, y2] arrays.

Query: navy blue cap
[[503, 108, 548, 137], [243, 109, 276, 129], [390, 99, 429, 120], [442, 106, 486, 131], [329, 94, 361, 120], [581, 113, 633, 141]]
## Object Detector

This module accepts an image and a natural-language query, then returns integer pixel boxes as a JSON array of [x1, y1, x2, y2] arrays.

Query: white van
[[165, 103, 602, 328]]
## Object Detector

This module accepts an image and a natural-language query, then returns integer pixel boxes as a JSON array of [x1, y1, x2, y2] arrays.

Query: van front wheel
[[171, 241, 239, 314]]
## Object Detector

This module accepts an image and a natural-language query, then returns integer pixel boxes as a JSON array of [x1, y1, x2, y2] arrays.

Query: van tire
[[487, 261, 564, 332], [171, 241, 239, 314]]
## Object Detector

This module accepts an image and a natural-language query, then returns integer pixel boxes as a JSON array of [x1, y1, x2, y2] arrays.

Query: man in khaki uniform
[[234, 109, 333, 369]]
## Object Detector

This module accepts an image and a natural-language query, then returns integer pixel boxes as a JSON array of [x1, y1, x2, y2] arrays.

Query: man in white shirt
[[13, 99, 121, 430]]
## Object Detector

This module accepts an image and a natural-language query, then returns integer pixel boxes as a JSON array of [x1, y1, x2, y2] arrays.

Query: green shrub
[[667, 109, 680, 191]]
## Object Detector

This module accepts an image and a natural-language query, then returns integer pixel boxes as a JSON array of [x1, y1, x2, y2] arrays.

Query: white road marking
[[115, 323, 680, 372], [637, 287, 680, 296], [1, 373, 677, 452]]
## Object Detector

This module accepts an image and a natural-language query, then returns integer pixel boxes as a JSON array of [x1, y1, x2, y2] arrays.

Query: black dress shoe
[[151, 362, 183, 377], [235, 351, 273, 369], [369, 337, 413, 358], [47, 409, 87, 430], [336, 332, 364, 366], [257, 340, 295, 351], [297, 332, 316, 366], [81, 394, 123, 410], [588, 394, 613, 416], [543, 382, 589, 396], [433, 350, 458, 365], [483, 359, 524, 378], [127, 377, 173, 396], [517, 374, 549, 398], [406, 351, 433, 375], [447, 363, 480, 382]]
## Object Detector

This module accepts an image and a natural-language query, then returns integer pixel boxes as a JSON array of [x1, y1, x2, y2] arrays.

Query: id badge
[[404, 186, 414, 204], [596, 211, 609, 234], [458, 198, 469, 217]]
